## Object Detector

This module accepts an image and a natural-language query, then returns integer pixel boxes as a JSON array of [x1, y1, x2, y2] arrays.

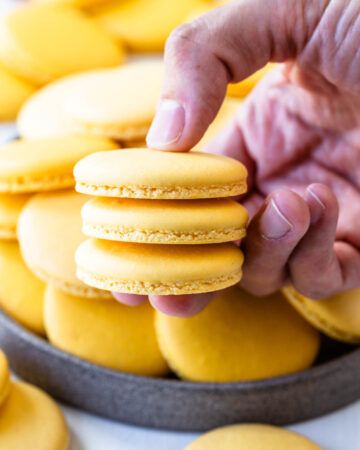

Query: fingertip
[[149, 293, 214, 317], [112, 292, 148, 307], [306, 183, 339, 225]]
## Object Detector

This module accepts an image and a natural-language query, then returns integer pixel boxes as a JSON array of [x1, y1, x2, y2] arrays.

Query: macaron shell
[[0, 193, 31, 240], [76, 239, 244, 295], [0, 5, 123, 86], [186, 424, 322, 450], [61, 61, 164, 140], [94, 0, 211, 52], [0, 136, 117, 193], [82, 197, 248, 244], [0, 350, 11, 408], [44, 285, 169, 376], [0, 64, 35, 120], [18, 190, 110, 299], [0, 241, 45, 335], [155, 286, 320, 382], [0, 381, 69, 450], [227, 63, 276, 98], [74, 149, 248, 199], [283, 286, 360, 344]]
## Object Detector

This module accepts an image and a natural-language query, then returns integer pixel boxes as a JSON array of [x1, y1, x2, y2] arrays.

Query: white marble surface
[[1, 1, 360, 446]]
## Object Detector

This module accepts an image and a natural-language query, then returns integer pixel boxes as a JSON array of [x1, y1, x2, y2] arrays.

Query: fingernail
[[146, 99, 185, 149], [306, 186, 326, 224], [260, 199, 292, 239]]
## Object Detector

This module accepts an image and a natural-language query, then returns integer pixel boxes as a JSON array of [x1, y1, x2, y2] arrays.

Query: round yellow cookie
[[0, 241, 45, 335], [61, 61, 164, 141], [18, 191, 110, 299], [156, 286, 320, 382], [0, 5, 123, 86], [81, 197, 248, 244], [283, 286, 360, 344], [227, 63, 276, 98], [44, 285, 169, 376], [0, 136, 117, 193], [0, 350, 11, 408], [0, 64, 35, 121], [0, 381, 69, 450], [74, 149, 247, 199], [186, 424, 322, 450], [94, 0, 210, 52], [76, 239, 244, 295], [0, 194, 30, 240]]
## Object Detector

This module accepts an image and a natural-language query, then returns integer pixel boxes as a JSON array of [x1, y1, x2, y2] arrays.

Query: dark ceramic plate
[[0, 310, 360, 431]]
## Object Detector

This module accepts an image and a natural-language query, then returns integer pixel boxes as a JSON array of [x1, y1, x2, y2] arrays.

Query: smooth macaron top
[[156, 285, 320, 382], [186, 424, 322, 450], [0, 136, 117, 193], [283, 286, 360, 344], [18, 190, 109, 298], [61, 61, 164, 140], [44, 285, 169, 376], [76, 239, 244, 295], [0, 194, 30, 239], [81, 197, 248, 244], [0, 350, 11, 408], [0, 5, 123, 85], [74, 149, 248, 199]]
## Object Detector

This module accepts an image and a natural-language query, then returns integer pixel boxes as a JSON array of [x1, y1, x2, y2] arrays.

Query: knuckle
[[165, 22, 199, 58]]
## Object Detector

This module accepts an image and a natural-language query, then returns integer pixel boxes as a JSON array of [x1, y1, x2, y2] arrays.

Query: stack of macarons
[[0, 349, 69, 450], [0, 3, 124, 119], [74, 148, 248, 296]]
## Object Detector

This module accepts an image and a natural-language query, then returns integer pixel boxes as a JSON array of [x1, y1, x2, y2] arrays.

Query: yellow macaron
[[33, 0, 109, 7], [0, 64, 35, 121], [0, 350, 11, 408], [0, 5, 123, 86], [0, 194, 30, 240], [155, 286, 320, 382], [0, 240, 45, 335], [61, 61, 164, 141], [94, 0, 210, 52], [76, 239, 244, 295], [18, 190, 110, 299], [81, 197, 248, 244], [0, 136, 117, 193], [0, 380, 69, 450], [283, 286, 360, 344], [186, 424, 322, 450], [227, 63, 276, 98], [75, 149, 248, 199], [44, 285, 169, 376]]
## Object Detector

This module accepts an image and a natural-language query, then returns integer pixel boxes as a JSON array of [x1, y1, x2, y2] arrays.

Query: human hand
[[114, 0, 360, 316]]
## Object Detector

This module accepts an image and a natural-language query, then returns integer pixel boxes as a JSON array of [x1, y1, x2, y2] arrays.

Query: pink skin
[[113, 0, 360, 316]]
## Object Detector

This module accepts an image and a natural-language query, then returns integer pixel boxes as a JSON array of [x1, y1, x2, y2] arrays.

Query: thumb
[[146, 0, 327, 151]]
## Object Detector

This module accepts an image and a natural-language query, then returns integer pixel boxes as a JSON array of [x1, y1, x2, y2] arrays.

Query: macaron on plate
[[0, 309, 359, 431]]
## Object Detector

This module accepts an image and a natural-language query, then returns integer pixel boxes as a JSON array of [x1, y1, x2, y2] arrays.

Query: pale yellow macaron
[[194, 98, 242, 151], [76, 239, 244, 295], [61, 61, 164, 141], [18, 190, 110, 299], [0, 194, 30, 240], [156, 286, 320, 382], [33, 0, 109, 7], [186, 424, 322, 450], [94, 0, 210, 52], [0, 380, 69, 450], [283, 286, 360, 344], [0, 5, 123, 86], [0, 240, 45, 335], [0, 64, 35, 121], [74, 149, 248, 199], [0, 136, 117, 193], [81, 197, 248, 244], [0, 350, 11, 408], [227, 63, 276, 98], [45, 285, 169, 376]]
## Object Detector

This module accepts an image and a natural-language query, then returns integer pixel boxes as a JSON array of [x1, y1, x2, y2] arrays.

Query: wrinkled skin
[[114, 0, 360, 316]]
